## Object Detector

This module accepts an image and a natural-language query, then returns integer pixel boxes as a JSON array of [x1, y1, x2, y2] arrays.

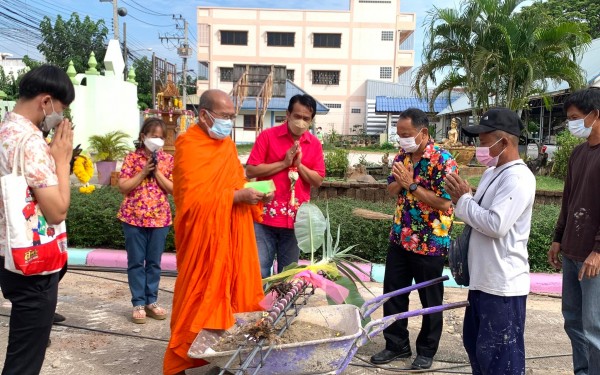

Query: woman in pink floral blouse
[[117, 117, 174, 324]]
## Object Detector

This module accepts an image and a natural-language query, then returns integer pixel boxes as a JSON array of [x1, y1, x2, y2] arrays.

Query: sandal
[[132, 305, 146, 324], [145, 302, 167, 320]]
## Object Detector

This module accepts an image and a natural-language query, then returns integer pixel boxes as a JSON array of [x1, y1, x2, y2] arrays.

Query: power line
[[122, 0, 171, 17], [127, 13, 174, 28]]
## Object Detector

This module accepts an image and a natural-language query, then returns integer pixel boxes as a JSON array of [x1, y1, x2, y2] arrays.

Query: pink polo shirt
[[247, 123, 325, 229]]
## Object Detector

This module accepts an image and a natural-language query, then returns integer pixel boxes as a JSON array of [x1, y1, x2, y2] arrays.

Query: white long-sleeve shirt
[[455, 160, 536, 296]]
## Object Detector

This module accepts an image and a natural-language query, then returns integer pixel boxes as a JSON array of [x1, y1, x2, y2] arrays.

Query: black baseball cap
[[462, 108, 524, 137]]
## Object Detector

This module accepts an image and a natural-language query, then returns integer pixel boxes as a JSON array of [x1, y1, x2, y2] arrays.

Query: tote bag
[[1, 132, 68, 275]]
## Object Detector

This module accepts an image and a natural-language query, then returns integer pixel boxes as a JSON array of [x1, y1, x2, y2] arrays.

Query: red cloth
[[163, 126, 264, 375], [246, 123, 325, 228]]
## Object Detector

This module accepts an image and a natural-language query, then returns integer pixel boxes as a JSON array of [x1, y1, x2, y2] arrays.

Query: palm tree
[[415, 0, 591, 118]]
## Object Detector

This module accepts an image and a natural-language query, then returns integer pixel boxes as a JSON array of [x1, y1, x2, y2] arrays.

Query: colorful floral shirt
[[246, 123, 326, 229], [387, 139, 458, 256], [117, 148, 174, 228], [0, 112, 58, 256]]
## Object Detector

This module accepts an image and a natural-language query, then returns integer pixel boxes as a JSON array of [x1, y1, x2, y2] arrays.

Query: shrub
[[324, 148, 349, 177], [380, 142, 396, 150], [528, 204, 560, 272], [551, 130, 584, 180], [66, 189, 559, 272], [67, 187, 176, 251]]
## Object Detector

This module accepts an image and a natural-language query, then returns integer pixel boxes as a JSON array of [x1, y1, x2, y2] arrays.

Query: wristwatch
[[409, 183, 418, 193]]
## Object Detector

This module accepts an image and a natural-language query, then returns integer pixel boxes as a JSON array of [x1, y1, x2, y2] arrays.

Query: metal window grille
[[380, 67, 392, 79], [267, 32, 295, 47], [324, 103, 342, 109], [220, 31, 248, 45], [220, 67, 233, 82], [351, 108, 361, 114], [313, 33, 341, 48], [312, 70, 340, 85], [381, 31, 394, 41], [286, 70, 295, 81]]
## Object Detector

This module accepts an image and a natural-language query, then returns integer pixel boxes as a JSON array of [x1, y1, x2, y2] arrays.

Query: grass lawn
[[466, 175, 564, 191], [236, 143, 254, 155]]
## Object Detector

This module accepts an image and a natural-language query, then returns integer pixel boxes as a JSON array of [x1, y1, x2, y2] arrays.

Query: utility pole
[[159, 15, 191, 110], [123, 22, 127, 80], [99, 0, 119, 40]]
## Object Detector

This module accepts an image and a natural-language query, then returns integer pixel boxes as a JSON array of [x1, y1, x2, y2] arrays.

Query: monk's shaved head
[[199, 89, 231, 111]]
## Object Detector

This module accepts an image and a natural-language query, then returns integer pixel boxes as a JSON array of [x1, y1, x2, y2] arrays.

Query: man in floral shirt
[[246, 94, 325, 278], [371, 108, 458, 370]]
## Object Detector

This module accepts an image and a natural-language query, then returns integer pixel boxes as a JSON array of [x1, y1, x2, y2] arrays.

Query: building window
[[267, 32, 295, 47], [275, 115, 287, 123], [351, 108, 361, 114], [243, 115, 261, 130], [325, 103, 342, 109], [313, 33, 341, 48], [220, 30, 248, 45], [380, 66, 392, 79], [381, 31, 394, 41], [286, 69, 295, 82], [220, 67, 233, 82], [359, 0, 392, 3], [312, 70, 340, 85]]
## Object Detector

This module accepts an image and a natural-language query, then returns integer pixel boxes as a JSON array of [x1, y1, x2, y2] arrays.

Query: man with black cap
[[445, 108, 535, 375]]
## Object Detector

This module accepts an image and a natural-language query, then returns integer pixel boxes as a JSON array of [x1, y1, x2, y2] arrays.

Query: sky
[[1, 0, 536, 76]]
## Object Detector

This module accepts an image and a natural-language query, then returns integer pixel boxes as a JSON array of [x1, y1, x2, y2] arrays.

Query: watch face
[[409, 183, 418, 192]]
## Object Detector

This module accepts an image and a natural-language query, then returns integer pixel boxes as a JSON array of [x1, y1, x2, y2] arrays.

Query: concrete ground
[[0, 269, 573, 375]]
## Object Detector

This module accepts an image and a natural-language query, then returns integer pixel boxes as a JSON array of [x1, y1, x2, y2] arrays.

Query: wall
[[69, 40, 139, 151], [311, 181, 562, 206]]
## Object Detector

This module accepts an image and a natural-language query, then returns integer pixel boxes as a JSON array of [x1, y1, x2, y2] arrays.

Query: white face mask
[[143, 137, 164, 152], [475, 138, 505, 167], [568, 111, 597, 139], [41, 100, 64, 133], [398, 130, 424, 153]]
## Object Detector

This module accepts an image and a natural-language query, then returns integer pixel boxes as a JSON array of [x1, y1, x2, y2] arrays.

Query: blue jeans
[[463, 290, 527, 375], [122, 222, 170, 307], [254, 223, 300, 278], [562, 256, 600, 375]]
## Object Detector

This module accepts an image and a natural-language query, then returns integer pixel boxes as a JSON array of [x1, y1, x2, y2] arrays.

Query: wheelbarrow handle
[[360, 300, 469, 347], [360, 275, 449, 319], [336, 300, 469, 374]]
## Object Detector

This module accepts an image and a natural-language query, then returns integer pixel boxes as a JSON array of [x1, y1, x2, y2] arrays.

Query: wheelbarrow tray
[[188, 304, 362, 375]]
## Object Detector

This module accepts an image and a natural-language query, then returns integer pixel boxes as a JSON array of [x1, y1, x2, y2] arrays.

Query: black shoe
[[370, 346, 412, 364], [53, 313, 66, 324], [411, 355, 433, 370]]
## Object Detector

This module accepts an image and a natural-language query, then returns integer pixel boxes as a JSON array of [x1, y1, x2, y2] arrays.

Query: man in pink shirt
[[246, 94, 326, 277]]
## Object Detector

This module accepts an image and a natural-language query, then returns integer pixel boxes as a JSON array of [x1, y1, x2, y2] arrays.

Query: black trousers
[[382, 243, 445, 358], [0, 257, 60, 375]]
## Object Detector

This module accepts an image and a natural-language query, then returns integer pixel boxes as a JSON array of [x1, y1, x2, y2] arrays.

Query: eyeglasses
[[206, 109, 236, 121]]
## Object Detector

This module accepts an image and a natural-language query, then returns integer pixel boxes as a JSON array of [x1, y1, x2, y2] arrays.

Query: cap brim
[[461, 124, 496, 137]]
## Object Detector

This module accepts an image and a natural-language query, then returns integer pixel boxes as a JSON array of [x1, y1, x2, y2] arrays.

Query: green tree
[[38, 13, 109, 73], [0, 66, 18, 100], [551, 130, 585, 180], [520, 0, 600, 39], [132, 56, 152, 109], [415, 0, 591, 118]]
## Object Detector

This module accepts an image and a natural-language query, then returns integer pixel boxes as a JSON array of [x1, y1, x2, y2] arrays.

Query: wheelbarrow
[[188, 275, 469, 375]]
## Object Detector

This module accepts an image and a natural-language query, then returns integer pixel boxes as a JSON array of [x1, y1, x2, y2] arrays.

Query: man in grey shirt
[[445, 108, 536, 375]]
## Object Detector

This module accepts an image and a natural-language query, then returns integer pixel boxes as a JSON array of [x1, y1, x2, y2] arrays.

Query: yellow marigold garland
[[73, 155, 96, 194]]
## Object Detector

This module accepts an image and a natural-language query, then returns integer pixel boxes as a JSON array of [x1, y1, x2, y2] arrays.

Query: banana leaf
[[294, 203, 326, 260]]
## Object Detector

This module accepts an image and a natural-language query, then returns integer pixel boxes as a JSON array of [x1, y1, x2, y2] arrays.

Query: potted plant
[[88, 130, 131, 185]]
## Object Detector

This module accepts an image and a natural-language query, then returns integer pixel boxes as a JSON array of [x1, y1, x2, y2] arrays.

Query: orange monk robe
[[163, 125, 265, 375]]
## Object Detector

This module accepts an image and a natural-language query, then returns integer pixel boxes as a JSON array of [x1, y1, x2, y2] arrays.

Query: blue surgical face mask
[[205, 111, 233, 140]]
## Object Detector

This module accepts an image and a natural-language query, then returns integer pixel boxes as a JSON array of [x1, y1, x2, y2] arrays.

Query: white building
[[0, 53, 27, 78], [196, 0, 416, 136]]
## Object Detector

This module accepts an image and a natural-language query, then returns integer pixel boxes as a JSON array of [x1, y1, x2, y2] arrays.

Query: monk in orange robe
[[164, 90, 269, 375]]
